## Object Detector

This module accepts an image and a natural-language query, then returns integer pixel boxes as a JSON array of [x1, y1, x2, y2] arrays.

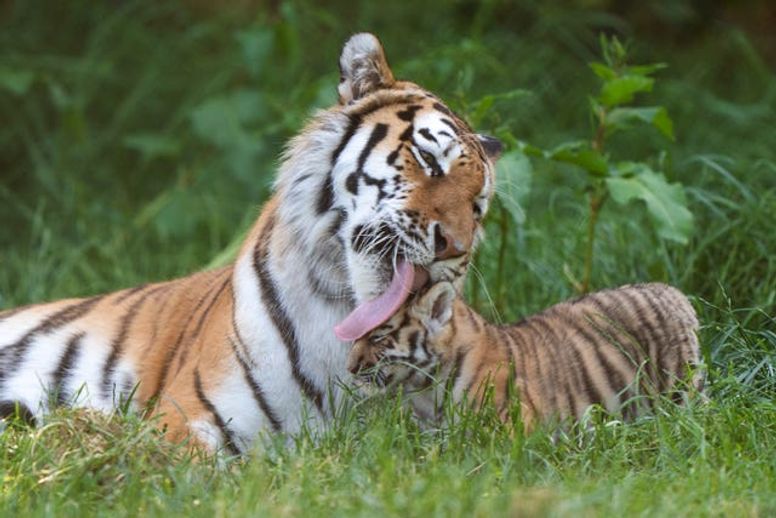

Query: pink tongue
[[334, 260, 415, 341]]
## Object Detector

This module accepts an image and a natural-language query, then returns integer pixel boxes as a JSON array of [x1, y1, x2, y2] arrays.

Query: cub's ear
[[412, 282, 457, 336], [477, 134, 503, 161], [338, 33, 395, 105]]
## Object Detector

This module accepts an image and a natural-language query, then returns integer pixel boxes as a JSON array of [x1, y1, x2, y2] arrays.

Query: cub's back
[[506, 283, 702, 422], [563, 282, 701, 393]]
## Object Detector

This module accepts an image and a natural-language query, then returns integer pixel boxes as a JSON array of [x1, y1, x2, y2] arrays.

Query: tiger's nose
[[434, 225, 465, 260]]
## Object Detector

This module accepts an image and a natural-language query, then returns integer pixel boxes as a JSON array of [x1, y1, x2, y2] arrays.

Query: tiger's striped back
[[348, 282, 704, 430]]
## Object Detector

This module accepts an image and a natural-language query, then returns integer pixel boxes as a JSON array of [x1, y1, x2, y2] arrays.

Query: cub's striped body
[[348, 282, 704, 431], [0, 34, 501, 452]]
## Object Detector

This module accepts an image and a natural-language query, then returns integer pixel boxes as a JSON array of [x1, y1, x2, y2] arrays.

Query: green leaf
[[547, 141, 608, 176], [627, 63, 668, 76], [516, 141, 544, 158], [190, 90, 267, 148], [0, 67, 35, 96], [189, 90, 267, 180], [469, 88, 530, 126], [606, 167, 693, 244], [236, 27, 274, 79], [495, 150, 532, 225], [605, 106, 675, 140], [598, 75, 654, 107], [123, 134, 182, 161], [589, 62, 616, 81]]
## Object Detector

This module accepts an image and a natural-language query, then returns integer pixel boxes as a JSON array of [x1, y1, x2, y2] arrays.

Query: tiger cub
[[347, 282, 704, 430]]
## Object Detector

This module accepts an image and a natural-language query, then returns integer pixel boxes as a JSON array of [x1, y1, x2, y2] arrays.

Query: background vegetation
[[1, 0, 774, 515]]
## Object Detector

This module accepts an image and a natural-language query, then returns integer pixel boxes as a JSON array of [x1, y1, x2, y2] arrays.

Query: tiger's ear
[[477, 134, 503, 161], [411, 282, 456, 336], [338, 33, 395, 105]]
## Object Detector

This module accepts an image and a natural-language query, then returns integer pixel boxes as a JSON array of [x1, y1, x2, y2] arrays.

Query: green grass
[[1, 0, 775, 516]]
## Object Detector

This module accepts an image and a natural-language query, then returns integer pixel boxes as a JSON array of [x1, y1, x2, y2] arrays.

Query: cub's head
[[290, 33, 500, 340], [347, 282, 458, 391]]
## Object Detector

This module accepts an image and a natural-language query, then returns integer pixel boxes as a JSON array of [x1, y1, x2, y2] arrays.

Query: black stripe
[[0, 401, 35, 424], [540, 308, 604, 418], [112, 284, 149, 306], [506, 323, 541, 414], [607, 290, 653, 365], [357, 123, 388, 170], [317, 114, 364, 214], [150, 273, 228, 401], [317, 174, 335, 215], [142, 286, 175, 358], [541, 312, 602, 417], [517, 318, 558, 413], [253, 214, 324, 412], [194, 368, 240, 456], [555, 312, 629, 408], [439, 118, 460, 135], [527, 318, 574, 417], [101, 286, 166, 399], [386, 145, 401, 166], [407, 330, 420, 360], [448, 348, 467, 392], [496, 327, 517, 413], [640, 288, 673, 392], [52, 332, 85, 406], [345, 172, 360, 195], [604, 289, 659, 396], [465, 307, 482, 332], [0, 295, 104, 387], [228, 335, 283, 432], [397, 105, 422, 121], [432, 102, 455, 119], [418, 127, 438, 143], [293, 173, 313, 186], [172, 276, 231, 376], [398, 124, 414, 142], [504, 326, 538, 418], [332, 114, 363, 167]]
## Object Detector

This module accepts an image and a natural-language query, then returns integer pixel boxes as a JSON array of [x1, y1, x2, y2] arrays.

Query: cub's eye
[[418, 149, 443, 176], [369, 333, 390, 345]]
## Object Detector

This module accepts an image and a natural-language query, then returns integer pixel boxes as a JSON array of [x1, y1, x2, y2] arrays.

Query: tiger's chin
[[426, 255, 470, 291]]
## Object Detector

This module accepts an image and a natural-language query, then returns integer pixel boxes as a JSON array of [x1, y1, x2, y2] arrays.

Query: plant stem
[[496, 202, 509, 310], [580, 105, 609, 293], [581, 189, 606, 293]]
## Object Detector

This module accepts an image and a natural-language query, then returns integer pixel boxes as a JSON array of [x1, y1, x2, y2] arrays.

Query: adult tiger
[[0, 34, 501, 453]]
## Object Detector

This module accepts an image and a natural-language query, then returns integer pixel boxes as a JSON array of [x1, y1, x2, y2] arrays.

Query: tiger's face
[[323, 34, 500, 340], [346, 282, 458, 391]]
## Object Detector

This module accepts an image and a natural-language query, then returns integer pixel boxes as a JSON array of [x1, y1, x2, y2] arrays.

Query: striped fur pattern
[[348, 282, 704, 431], [0, 34, 501, 453]]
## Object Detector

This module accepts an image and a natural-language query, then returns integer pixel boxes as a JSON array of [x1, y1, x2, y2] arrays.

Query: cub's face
[[347, 282, 458, 391], [326, 34, 501, 309]]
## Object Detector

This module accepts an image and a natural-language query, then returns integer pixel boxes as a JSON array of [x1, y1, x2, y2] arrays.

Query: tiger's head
[[278, 34, 500, 341], [346, 282, 459, 392]]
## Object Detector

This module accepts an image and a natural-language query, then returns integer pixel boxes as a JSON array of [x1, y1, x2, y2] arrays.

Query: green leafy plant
[[503, 35, 694, 293]]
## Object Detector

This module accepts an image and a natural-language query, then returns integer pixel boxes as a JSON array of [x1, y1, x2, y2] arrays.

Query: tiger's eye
[[418, 150, 443, 176]]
